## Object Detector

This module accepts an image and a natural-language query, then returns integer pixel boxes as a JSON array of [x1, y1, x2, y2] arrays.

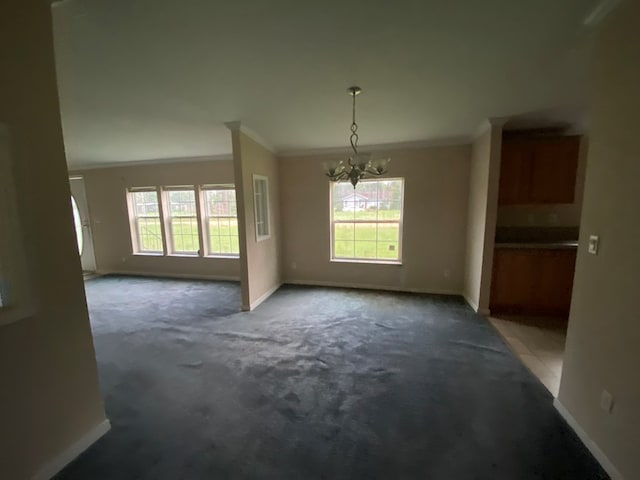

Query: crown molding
[[225, 121, 275, 153], [67, 153, 232, 172], [472, 117, 509, 140], [277, 136, 471, 158]]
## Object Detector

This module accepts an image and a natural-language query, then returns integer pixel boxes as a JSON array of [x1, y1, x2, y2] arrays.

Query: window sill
[[330, 258, 403, 266], [206, 255, 240, 259], [168, 253, 199, 258], [132, 252, 164, 257]]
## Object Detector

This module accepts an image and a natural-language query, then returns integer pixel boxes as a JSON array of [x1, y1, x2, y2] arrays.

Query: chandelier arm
[[364, 167, 385, 176]]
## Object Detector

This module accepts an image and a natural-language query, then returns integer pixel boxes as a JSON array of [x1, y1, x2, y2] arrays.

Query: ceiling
[[52, 0, 599, 168]]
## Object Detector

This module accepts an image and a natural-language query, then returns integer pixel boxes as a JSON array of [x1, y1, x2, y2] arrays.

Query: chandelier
[[324, 86, 390, 188]]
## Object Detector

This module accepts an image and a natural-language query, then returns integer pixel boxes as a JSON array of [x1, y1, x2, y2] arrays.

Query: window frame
[[163, 185, 202, 256], [200, 184, 240, 258], [329, 177, 405, 265], [252, 174, 271, 242], [127, 186, 166, 255]]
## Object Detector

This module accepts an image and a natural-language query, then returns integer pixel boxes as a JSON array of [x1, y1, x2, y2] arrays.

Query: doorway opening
[[69, 176, 97, 277]]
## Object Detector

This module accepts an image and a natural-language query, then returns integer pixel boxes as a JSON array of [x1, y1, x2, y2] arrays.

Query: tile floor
[[489, 316, 567, 396]]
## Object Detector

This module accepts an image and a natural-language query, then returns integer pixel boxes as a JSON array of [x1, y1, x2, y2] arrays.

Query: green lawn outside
[[137, 215, 399, 260], [137, 217, 239, 255], [333, 222, 400, 260], [333, 209, 401, 222]]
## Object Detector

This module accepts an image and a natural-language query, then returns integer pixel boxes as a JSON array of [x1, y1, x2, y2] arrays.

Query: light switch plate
[[600, 390, 614, 414], [588, 235, 600, 255]]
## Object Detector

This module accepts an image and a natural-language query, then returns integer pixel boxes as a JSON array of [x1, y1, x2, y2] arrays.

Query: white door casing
[[69, 176, 97, 272]]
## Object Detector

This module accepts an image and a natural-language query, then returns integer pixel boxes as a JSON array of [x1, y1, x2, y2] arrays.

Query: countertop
[[494, 241, 579, 250]]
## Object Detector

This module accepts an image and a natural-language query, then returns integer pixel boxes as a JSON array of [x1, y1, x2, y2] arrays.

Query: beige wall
[[0, 2, 106, 479], [72, 160, 240, 281], [231, 130, 282, 309], [279, 145, 470, 294], [463, 125, 501, 312], [497, 137, 588, 227], [558, 2, 640, 479]]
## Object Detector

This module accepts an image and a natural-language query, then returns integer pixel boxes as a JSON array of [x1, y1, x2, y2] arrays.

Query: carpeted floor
[[57, 275, 607, 479]]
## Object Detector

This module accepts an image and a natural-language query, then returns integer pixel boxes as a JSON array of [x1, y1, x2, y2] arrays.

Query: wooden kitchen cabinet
[[498, 141, 533, 205], [498, 136, 580, 205], [490, 248, 577, 317]]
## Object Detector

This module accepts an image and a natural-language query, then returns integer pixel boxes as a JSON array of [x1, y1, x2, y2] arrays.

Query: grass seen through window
[[331, 179, 404, 262]]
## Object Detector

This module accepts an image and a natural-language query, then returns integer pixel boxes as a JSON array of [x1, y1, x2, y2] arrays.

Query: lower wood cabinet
[[490, 248, 577, 317]]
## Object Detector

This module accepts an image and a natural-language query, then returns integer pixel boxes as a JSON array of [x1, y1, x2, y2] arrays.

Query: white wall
[[463, 125, 501, 313], [0, 1, 106, 478], [71, 159, 240, 281], [231, 129, 283, 310], [279, 145, 471, 294], [557, 2, 640, 479]]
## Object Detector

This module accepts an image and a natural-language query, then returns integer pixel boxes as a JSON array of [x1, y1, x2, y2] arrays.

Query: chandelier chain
[[323, 86, 390, 188], [350, 90, 359, 153]]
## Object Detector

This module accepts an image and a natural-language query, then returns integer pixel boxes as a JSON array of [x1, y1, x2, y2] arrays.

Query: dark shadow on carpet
[[56, 276, 608, 480]]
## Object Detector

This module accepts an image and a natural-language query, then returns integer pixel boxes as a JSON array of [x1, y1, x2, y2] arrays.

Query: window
[[253, 175, 270, 241], [166, 187, 200, 255], [128, 188, 163, 254], [331, 178, 404, 263], [71, 196, 83, 254], [202, 186, 239, 256]]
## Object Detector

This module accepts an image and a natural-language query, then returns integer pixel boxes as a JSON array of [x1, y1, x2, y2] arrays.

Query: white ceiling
[[52, 0, 598, 168]]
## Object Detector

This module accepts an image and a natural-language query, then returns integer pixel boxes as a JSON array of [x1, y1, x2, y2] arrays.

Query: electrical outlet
[[600, 390, 614, 414], [443, 269, 451, 279], [291, 262, 297, 270], [588, 235, 600, 255]]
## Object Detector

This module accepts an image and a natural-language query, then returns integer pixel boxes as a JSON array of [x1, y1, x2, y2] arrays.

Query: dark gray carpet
[[57, 275, 607, 480]]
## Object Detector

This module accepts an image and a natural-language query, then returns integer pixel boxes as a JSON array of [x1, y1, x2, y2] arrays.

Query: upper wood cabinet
[[498, 136, 580, 205]]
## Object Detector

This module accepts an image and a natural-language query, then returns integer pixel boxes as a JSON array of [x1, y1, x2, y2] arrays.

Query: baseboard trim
[[463, 294, 479, 311], [553, 399, 623, 480], [285, 279, 461, 296], [462, 294, 490, 316], [31, 419, 111, 480], [249, 283, 282, 310], [100, 270, 240, 283]]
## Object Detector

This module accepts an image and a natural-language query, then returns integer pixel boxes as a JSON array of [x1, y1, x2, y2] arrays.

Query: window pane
[[334, 223, 354, 241], [377, 242, 399, 260], [331, 179, 403, 261], [133, 191, 160, 217], [71, 196, 83, 255], [354, 223, 377, 241], [138, 217, 162, 252], [205, 189, 240, 256], [219, 236, 232, 254], [169, 190, 196, 217], [209, 235, 221, 253], [334, 240, 354, 258], [171, 217, 198, 253], [129, 189, 163, 253], [230, 235, 240, 254], [254, 177, 270, 238], [354, 241, 377, 259], [378, 223, 400, 242]]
